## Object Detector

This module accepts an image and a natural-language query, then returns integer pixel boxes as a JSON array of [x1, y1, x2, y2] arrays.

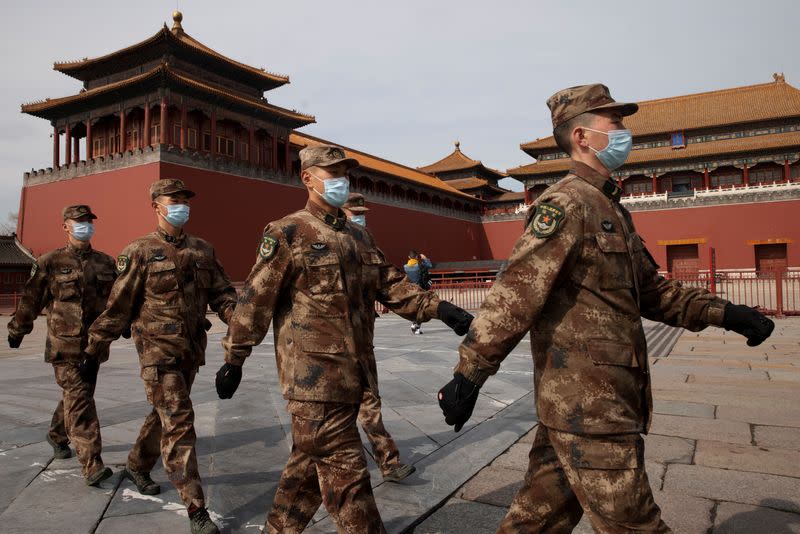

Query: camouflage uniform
[[86, 180, 237, 510], [454, 86, 729, 534], [7, 205, 115, 478], [223, 158, 441, 532]]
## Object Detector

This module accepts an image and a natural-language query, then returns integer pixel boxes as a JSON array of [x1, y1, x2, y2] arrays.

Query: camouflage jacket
[[456, 162, 728, 435], [8, 244, 117, 363], [86, 228, 237, 368], [222, 200, 441, 403]]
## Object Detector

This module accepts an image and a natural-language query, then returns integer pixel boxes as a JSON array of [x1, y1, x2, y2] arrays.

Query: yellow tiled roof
[[290, 133, 477, 200], [521, 78, 800, 154], [21, 63, 314, 126], [419, 143, 506, 178], [54, 24, 288, 90], [508, 131, 800, 177]]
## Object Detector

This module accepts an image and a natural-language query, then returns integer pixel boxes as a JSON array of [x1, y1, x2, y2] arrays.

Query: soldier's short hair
[[553, 112, 596, 155]]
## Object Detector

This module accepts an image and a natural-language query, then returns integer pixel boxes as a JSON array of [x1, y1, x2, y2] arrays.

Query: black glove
[[216, 363, 242, 399], [438, 301, 474, 336], [438, 373, 480, 432], [78, 354, 99, 382], [722, 303, 775, 347], [8, 335, 22, 349], [121, 327, 132, 339], [203, 318, 213, 332]]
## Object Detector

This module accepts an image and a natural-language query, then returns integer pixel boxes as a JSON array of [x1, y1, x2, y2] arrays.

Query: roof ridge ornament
[[773, 72, 785, 83], [455, 140, 461, 151], [172, 10, 183, 34]]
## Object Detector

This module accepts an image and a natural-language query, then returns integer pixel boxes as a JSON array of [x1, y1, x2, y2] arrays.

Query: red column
[[785, 159, 791, 182], [73, 130, 80, 162], [144, 104, 151, 147], [284, 137, 291, 174], [249, 127, 256, 165], [65, 123, 72, 166], [703, 167, 710, 189], [180, 105, 187, 149], [271, 134, 278, 170], [86, 120, 93, 160], [53, 126, 60, 169], [159, 98, 168, 145], [651, 173, 658, 193], [742, 164, 749, 186], [119, 111, 126, 153], [210, 111, 217, 157], [523, 186, 531, 205]]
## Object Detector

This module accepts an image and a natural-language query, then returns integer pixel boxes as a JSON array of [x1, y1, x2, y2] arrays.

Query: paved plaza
[[0, 313, 797, 533]]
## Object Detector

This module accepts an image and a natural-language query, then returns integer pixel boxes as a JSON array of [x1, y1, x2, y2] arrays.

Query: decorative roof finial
[[172, 10, 183, 33], [773, 72, 785, 83], [454, 140, 461, 151]]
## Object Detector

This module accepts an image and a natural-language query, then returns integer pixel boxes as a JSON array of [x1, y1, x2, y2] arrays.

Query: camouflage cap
[[149, 178, 196, 200], [62, 204, 97, 221], [343, 192, 369, 213], [547, 83, 638, 129], [299, 144, 359, 171]]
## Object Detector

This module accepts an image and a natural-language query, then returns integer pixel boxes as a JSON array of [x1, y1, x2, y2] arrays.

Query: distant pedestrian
[[404, 251, 433, 334]]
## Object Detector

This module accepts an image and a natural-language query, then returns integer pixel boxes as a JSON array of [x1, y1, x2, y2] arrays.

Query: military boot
[[86, 466, 113, 486], [189, 507, 219, 534], [383, 463, 416, 482], [46, 435, 72, 460], [123, 466, 161, 495]]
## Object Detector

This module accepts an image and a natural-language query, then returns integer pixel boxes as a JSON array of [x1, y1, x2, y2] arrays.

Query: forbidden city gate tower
[[18, 11, 316, 278]]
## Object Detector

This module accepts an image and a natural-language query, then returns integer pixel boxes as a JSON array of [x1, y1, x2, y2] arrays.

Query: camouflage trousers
[[50, 363, 105, 477], [266, 401, 386, 534], [358, 387, 400, 476], [127, 359, 204, 509], [497, 425, 671, 534]]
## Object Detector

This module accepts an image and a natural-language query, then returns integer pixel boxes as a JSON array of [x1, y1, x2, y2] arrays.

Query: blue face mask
[[158, 203, 190, 227], [350, 215, 366, 227], [312, 174, 350, 208], [585, 128, 633, 171], [71, 222, 95, 242]]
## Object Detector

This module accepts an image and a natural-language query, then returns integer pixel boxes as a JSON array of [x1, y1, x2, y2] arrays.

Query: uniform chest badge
[[60, 267, 72, 274], [116, 255, 130, 273], [531, 203, 565, 238], [601, 220, 615, 232], [259, 235, 279, 260], [29, 263, 38, 278], [152, 254, 167, 261], [311, 243, 327, 251]]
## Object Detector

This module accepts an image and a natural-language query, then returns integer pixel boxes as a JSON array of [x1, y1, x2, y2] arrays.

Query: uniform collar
[[306, 200, 347, 231], [570, 160, 623, 202], [67, 242, 93, 258], [156, 227, 186, 246]]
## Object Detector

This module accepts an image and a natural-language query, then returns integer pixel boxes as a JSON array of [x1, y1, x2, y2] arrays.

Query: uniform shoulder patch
[[530, 202, 566, 238], [116, 255, 130, 273], [259, 235, 279, 261]]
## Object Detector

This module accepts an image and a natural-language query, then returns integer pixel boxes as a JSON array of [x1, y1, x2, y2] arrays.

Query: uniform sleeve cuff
[[225, 352, 248, 366], [454, 359, 490, 387], [706, 299, 728, 327]]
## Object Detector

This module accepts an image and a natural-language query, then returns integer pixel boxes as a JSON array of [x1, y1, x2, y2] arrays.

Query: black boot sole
[[123, 468, 161, 495]]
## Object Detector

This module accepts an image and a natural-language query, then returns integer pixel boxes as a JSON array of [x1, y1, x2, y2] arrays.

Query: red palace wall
[[481, 219, 526, 260], [17, 163, 485, 280], [630, 200, 800, 271]]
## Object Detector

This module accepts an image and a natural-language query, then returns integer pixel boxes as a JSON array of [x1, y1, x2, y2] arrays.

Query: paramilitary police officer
[[437, 84, 775, 533], [84, 179, 237, 534], [215, 145, 473, 533], [342, 192, 415, 482], [7, 204, 115, 486]]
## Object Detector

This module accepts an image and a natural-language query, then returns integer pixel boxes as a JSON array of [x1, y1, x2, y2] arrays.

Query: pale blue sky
[[0, 0, 797, 222]]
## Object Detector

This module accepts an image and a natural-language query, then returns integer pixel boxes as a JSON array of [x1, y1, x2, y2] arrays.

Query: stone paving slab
[[694, 440, 800, 478], [644, 433, 695, 465], [712, 501, 800, 533], [754, 425, 800, 450], [663, 464, 800, 513], [716, 404, 800, 427], [652, 398, 716, 419], [415, 498, 509, 534], [648, 413, 752, 445]]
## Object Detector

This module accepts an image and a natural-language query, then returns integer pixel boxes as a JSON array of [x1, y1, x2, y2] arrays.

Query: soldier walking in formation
[[83, 179, 238, 534], [215, 145, 473, 533], [343, 192, 416, 482], [7, 205, 115, 486], [438, 84, 775, 533]]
